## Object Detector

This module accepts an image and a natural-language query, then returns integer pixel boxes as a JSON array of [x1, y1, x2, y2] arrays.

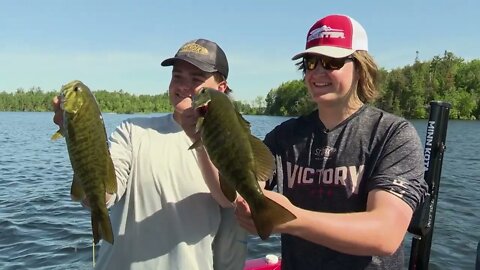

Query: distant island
[[1, 51, 478, 119]]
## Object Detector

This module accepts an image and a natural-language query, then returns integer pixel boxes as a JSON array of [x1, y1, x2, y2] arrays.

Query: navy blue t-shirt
[[264, 106, 427, 270]]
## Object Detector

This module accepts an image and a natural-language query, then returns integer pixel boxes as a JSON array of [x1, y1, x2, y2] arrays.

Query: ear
[[217, 80, 228, 93]]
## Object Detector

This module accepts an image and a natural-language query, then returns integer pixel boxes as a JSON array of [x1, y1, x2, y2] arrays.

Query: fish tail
[[91, 211, 114, 245], [251, 196, 296, 240]]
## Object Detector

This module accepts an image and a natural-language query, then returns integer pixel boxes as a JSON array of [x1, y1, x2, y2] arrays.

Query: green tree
[[264, 80, 314, 116]]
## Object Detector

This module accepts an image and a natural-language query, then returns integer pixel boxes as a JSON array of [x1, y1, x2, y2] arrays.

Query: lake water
[[0, 112, 479, 269]]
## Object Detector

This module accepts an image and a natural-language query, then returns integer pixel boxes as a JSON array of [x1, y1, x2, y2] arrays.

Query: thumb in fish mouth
[[173, 96, 193, 111]]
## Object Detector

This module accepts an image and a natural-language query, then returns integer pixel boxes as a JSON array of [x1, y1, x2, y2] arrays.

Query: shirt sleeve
[[367, 121, 428, 211], [107, 119, 133, 206]]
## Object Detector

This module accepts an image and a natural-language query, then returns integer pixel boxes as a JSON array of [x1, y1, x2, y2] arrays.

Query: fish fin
[[188, 117, 204, 150], [249, 135, 275, 182], [91, 211, 114, 245], [195, 116, 205, 133], [70, 174, 86, 201], [235, 111, 251, 131], [188, 138, 203, 150], [220, 174, 237, 202], [104, 157, 117, 194], [250, 196, 297, 240], [51, 128, 65, 140]]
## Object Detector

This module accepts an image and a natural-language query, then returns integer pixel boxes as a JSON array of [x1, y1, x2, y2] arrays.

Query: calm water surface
[[0, 112, 479, 269]]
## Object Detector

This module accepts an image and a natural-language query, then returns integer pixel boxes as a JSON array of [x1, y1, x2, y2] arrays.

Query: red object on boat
[[244, 254, 281, 270]]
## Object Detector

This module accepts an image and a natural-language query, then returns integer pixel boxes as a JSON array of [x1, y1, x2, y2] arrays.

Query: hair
[[352, 51, 379, 103], [295, 51, 379, 103], [213, 72, 232, 94]]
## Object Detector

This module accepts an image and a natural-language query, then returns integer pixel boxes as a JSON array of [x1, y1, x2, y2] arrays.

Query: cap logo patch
[[307, 25, 345, 42], [179, 43, 209, 55]]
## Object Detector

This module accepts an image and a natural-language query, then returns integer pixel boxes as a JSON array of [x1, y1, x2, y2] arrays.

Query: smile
[[313, 82, 331, 87], [175, 93, 192, 99]]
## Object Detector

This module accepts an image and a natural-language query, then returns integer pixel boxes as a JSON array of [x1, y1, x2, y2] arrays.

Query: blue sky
[[0, 0, 477, 102]]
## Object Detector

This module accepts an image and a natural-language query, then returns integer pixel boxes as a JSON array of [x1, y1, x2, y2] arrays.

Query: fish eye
[[74, 86, 81, 92]]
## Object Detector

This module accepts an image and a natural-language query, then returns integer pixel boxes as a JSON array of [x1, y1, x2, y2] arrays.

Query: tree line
[[0, 88, 171, 114], [1, 52, 479, 119]]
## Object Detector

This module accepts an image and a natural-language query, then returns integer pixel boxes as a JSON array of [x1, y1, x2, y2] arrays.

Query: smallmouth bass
[[190, 88, 296, 240], [52, 80, 116, 245]]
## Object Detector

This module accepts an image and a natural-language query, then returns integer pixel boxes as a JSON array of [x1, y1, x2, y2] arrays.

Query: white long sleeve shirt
[[94, 114, 221, 270]]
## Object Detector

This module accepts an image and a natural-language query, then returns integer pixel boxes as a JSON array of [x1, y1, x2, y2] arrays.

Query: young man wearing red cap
[[52, 38, 247, 270], [235, 15, 427, 269]]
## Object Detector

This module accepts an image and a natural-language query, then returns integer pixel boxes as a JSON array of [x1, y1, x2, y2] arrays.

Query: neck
[[317, 99, 363, 130], [173, 111, 182, 125]]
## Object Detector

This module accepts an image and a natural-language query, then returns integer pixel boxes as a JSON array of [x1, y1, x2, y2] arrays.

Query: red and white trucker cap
[[292, 14, 368, 60]]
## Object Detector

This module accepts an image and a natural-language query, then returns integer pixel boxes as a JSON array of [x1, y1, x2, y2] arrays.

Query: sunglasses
[[303, 55, 354, 71]]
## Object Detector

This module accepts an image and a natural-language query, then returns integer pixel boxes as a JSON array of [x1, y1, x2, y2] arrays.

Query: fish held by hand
[[52, 80, 116, 245], [189, 87, 296, 240]]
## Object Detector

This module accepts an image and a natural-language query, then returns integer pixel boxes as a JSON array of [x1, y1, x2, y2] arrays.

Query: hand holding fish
[[52, 95, 63, 126], [235, 191, 299, 235], [173, 96, 201, 141]]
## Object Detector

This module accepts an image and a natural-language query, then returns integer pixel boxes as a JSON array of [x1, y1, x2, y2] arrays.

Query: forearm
[[284, 208, 406, 256], [195, 147, 233, 208], [268, 190, 414, 256], [234, 190, 406, 255]]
